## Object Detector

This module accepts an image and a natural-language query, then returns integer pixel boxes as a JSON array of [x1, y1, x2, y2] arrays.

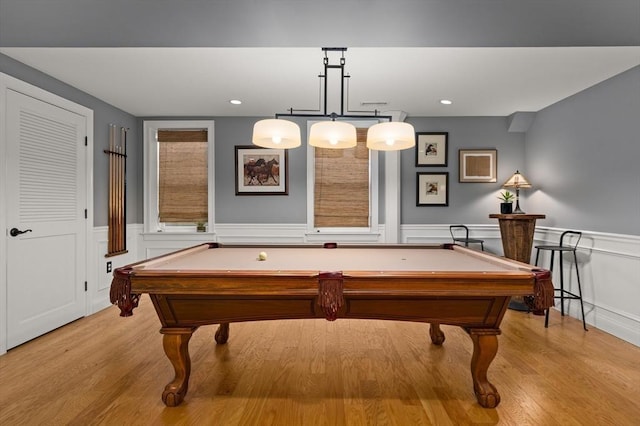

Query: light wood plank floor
[[1, 299, 638, 425]]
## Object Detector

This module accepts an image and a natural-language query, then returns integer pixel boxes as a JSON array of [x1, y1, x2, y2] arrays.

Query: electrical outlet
[[106, 261, 112, 273]]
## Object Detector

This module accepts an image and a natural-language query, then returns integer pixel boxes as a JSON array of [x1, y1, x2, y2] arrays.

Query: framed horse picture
[[416, 172, 449, 206], [415, 132, 448, 167], [235, 146, 288, 195]]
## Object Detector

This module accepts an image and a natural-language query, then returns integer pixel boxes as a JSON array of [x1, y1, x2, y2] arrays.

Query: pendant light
[[252, 47, 414, 151], [308, 114, 357, 149], [366, 122, 416, 151], [252, 118, 301, 149]]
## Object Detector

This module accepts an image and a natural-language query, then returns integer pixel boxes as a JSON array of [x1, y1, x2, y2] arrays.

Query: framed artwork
[[235, 146, 288, 195], [459, 149, 497, 183], [416, 172, 449, 206], [415, 132, 448, 167]]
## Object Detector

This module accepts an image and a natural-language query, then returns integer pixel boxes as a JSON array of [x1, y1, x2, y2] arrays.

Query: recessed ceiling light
[[440, 99, 453, 105], [229, 99, 242, 105]]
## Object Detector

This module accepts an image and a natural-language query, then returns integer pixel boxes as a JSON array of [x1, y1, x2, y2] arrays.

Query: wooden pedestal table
[[489, 213, 546, 310]]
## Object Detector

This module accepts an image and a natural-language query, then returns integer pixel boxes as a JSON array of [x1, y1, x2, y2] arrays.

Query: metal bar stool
[[535, 230, 587, 330], [450, 225, 484, 251]]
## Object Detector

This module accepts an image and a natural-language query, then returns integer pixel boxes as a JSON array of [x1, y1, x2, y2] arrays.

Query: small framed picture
[[415, 132, 448, 167], [459, 149, 497, 183], [235, 146, 288, 195], [416, 172, 449, 206]]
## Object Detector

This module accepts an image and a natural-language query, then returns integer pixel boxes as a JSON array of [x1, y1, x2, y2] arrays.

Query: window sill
[[141, 232, 217, 242]]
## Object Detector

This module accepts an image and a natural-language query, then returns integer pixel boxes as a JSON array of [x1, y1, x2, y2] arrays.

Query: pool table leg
[[468, 329, 501, 408], [215, 322, 229, 344], [429, 323, 445, 345], [160, 327, 197, 407]]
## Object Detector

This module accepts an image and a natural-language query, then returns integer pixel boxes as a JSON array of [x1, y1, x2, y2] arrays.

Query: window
[[314, 128, 370, 227], [157, 130, 208, 223], [306, 121, 379, 241], [144, 120, 215, 233]]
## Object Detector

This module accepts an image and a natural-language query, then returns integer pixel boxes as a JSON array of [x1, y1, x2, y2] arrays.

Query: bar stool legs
[[569, 249, 587, 330], [535, 231, 588, 331]]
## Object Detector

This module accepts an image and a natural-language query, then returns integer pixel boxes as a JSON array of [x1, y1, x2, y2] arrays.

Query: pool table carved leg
[[429, 323, 445, 345], [215, 323, 229, 344], [160, 327, 197, 407], [468, 329, 501, 408]]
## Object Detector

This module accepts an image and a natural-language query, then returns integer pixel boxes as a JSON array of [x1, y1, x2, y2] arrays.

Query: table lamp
[[502, 170, 532, 214]]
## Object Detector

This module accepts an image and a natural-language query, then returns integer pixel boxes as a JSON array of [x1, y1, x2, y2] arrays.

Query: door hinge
[[84, 281, 87, 292], [85, 209, 88, 219], [85, 136, 88, 146]]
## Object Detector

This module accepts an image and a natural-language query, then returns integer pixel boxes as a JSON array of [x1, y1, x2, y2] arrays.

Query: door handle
[[9, 228, 32, 237]]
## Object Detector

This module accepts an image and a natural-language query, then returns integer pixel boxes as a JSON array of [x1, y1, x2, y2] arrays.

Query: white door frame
[[0, 72, 94, 355]]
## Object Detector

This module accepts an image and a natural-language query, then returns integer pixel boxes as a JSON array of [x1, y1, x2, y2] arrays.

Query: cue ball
[[258, 251, 267, 261]]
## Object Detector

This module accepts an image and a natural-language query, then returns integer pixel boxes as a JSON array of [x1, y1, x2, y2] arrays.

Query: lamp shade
[[366, 122, 416, 151], [502, 170, 532, 188], [252, 119, 301, 149], [309, 121, 357, 149]]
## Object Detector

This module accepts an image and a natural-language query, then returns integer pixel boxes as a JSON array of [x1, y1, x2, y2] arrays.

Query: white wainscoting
[[92, 223, 639, 347], [401, 223, 503, 254], [140, 223, 386, 259], [91, 224, 143, 314], [533, 228, 640, 346], [215, 223, 309, 244], [401, 224, 639, 346], [142, 231, 220, 259]]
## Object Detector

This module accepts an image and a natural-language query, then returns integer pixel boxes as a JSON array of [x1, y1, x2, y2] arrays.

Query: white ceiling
[[1, 47, 639, 118]]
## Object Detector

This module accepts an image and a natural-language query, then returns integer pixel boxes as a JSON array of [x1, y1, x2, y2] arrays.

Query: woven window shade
[[314, 128, 369, 227], [158, 131, 208, 223], [157, 130, 207, 143]]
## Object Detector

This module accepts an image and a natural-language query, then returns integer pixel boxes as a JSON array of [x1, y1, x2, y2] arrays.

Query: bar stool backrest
[[559, 230, 582, 249], [450, 225, 470, 241]]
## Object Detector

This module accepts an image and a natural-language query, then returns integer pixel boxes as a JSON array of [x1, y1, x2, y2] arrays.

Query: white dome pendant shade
[[308, 121, 358, 149], [252, 119, 301, 149], [366, 122, 416, 151]]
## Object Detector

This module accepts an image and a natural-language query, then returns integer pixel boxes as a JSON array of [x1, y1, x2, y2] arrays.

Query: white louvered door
[[6, 89, 87, 349]]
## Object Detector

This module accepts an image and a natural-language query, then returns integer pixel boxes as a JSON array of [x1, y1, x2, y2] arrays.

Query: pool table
[[110, 243, 554, 408]]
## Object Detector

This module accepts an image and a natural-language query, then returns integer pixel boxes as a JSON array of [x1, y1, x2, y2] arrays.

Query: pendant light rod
[[322, 48, 346, 116], [272, 47, 392, 122], [275, 112, 393, 121]]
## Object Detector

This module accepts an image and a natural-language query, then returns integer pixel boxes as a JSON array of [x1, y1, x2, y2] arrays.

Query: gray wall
[[140, 116, 311, 224], [0, 53, 140, 226], [526, 66, 640, 235], [142, 115, 527, 225], [214, 117, 306, 223], [140, 116, 386, 224], [118, 67, 640, 234], [402, 117, 526, 224]]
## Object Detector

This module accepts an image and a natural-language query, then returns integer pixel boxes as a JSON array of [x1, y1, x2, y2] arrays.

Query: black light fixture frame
[[273, 47, 393, 124]]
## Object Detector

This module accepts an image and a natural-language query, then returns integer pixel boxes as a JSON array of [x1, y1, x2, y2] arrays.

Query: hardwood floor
[[1, 299, 638, 425]]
